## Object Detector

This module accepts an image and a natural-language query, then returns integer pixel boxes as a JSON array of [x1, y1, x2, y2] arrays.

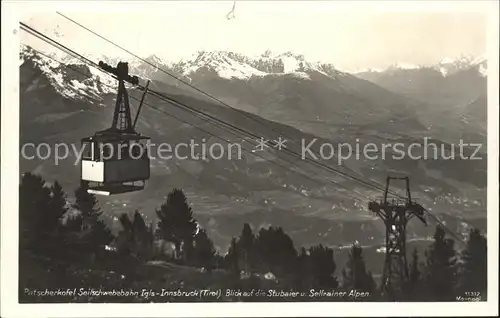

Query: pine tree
[[238, 223, 255, 272], [64, 212, 84, 232], [308, 244, 339, 289], [48, 181, 67, 231], [407, 248, 423, 300], [73, 183, 113, 256], [341, 243, 376, 293], [254, 226, 297, 276], [192, 228, 217, 270], [116, 211, 153, 261], [43, 181, 70, 257], [116, 213, 134, 256], [225, 237, 240, 273], [156, 189, 198, 260], [409, 248, 421, 284], [74, 183, 101, 222], [459, 228, 487, 298], [183, 236, 195, 264], [423, 226, 458, 301], [213, 253, 224, 269], [85, 219, 114, 256], [19, 173, 52, 251], [132, 210, 153, 252], [295, 247, 312, 290]]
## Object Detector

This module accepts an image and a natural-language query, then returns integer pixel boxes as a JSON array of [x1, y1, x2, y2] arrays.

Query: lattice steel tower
[[98, 61, 139, 134], [368, 176, 427, 298]]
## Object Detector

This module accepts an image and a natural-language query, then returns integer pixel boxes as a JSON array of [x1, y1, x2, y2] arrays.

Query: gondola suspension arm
[[133, 80, 150, 130]]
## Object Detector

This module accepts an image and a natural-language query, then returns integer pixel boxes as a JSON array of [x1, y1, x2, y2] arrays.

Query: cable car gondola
[[80, 61, 150, 196]]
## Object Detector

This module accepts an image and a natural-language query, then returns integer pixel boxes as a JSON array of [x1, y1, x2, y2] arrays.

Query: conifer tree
[[406, 248, 423, 300], [73, 183, 113, 256], [226, 237, 240, 273], [44, 181, 70, 256], [74, 183, 101, 221], [156, 188, 198, 260], [295, 247, 312, 289], [132, 210, 153, 256], [409, 248, 421, 284], [116, 211, 153, 261], [341, 243, 376, 293], [238, 223, 255, 272], [116, 213, 134, 256], [48, 181, 67, 231], [459, 228, 487, 298], [19, 173, 52, 251], [192, 228, 217, 270], [308, 244, 339, 288], [423, 226, 458, 301], [254, 226, 297, 276]]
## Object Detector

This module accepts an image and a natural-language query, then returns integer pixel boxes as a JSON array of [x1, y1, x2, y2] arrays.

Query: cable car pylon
[[368, 176, 427, 299], [80, 61, 151, 196]]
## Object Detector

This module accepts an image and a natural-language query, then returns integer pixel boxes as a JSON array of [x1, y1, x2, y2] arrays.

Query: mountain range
[[126, 49, 488, 144], [355, 55, 487, 145], [19, 44, 487, 254]]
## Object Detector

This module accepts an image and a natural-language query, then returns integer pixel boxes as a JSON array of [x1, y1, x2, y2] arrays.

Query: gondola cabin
[[81, 131, 150, 195]]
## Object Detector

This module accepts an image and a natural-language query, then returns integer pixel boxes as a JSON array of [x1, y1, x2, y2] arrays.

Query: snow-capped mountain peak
[[20, 41, 348, 85], [437, 54, 487, 77], [436, 54, 476, 76], [20, 44, 117, 104], [174, 50, 266, 80], [169, 50, 343, 80], [356, 54, 487, 77]]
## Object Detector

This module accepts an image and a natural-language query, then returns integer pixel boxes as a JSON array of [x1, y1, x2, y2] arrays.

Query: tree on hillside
[[44, 181, 70, 257], [192, 228, 217, 270], [48, 181, 67, 231], [64, 211, 84, 232], [294, 247, 311, 289], [341, 242, 376, 293], [458, 228, 487, 298], [73, 183, 113, 256], [409, 248, 421, 284], [423, 226, 458, 301], [238, 223, 255, 272], [308, 244, 339, 289], [254, 226, 297, 277], [74, 183, 101, 220], [406, 248, 423, 300], [19, 173, 52, 251], [156, 188, 198, 260], [132, 210, 154, 259], [225, 237, 240, 273], [116, 213, 133, 255], [116, 211, 154, 261]]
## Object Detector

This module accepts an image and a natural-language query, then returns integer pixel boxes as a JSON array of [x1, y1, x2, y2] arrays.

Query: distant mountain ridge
[[23, 40, 486, 81], [134, 50, 488, 84], [353, 53, 487, 146], [356, 54, 486, 77], [354, 54, 487, 106], [130, 50, 345, 83]]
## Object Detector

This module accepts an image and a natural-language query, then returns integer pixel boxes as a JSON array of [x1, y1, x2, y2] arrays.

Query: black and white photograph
[[1, 1, 499, 317]]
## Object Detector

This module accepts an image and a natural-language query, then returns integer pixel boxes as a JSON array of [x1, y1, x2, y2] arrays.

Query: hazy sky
[[20, 1, 489, 71]]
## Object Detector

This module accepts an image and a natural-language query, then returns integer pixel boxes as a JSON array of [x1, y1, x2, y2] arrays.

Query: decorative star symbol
[[273, 137, 287, 150], [253, 137, 269, 152]]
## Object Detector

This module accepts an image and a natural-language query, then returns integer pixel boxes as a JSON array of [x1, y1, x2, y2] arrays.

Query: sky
[[19, 1, 490, 72]]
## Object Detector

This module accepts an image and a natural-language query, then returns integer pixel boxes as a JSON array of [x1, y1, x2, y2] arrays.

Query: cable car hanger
[[80, 61, 151, 196]]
